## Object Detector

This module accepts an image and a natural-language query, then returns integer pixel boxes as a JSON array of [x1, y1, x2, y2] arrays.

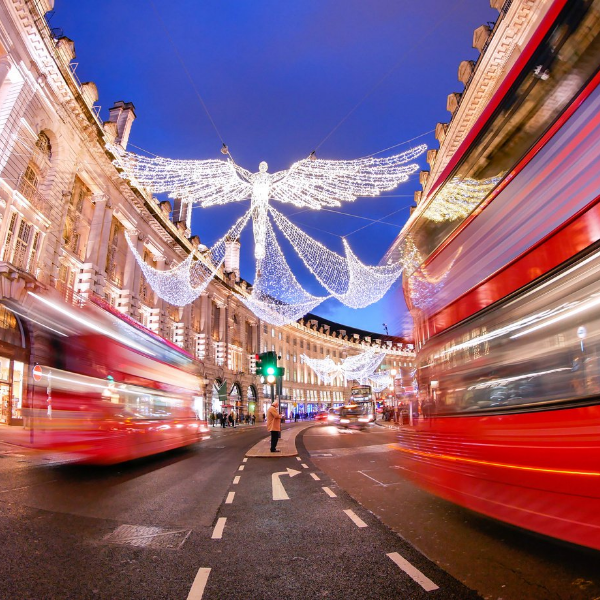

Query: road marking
[[322, 486, 337, 498], [225, 492, 235, 504], [238, 465, 245, 471], [233, 476, 240, 485], [187, 567, 211, 600], [301, 463, 308, 469], [344, 509, 367, 528], [243, 457, 248, 463], [310, 473, 320, 481], [211, 517, 227, 539], [272, 468, 302, 500], [387, 552, 439, 591], [296, 456, 301, 461], [358, 470, 387, 486]]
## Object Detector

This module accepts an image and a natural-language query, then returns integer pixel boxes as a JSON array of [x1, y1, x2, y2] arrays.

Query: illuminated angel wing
[[270, 144, 426, 209], [109, 145, 252, 207]]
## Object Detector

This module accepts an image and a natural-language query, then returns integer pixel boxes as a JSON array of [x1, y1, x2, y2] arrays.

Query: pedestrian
[[229, 411, 235, 427], [220, 411, 226, 428], [266, 400, 282, 453], [251, 414, 256, 425]]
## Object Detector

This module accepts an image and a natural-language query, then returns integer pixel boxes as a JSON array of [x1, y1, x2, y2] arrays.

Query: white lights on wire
[[422, 174, 503, 223], [270, 206, 403, 309], [110, 143, 427, 323], [125, 209, 251, 307], [239, 218, 328, 326], [301, 349, 386, 385]]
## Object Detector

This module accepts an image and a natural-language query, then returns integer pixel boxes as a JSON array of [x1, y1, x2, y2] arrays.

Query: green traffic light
[[266, 366, 275, 375]]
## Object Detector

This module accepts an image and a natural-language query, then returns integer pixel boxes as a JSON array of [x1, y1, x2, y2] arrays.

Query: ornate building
[[0, 0, 413, 425]]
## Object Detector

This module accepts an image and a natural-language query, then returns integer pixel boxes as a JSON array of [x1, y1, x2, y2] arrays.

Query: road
[[0, 421, 598, 599], [303, 422, 600, 600]]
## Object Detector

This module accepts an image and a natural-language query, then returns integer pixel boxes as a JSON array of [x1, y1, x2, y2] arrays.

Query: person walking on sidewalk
[[266, 400, 282, 453]]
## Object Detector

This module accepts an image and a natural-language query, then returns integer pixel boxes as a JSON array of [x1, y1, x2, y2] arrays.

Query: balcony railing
[[16, 173, 51, 213]]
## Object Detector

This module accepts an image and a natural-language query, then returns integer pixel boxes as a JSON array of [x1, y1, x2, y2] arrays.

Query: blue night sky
[[52, 0, 497, 336]]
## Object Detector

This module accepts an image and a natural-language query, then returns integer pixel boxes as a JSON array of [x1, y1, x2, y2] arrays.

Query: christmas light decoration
[[422, 174, 503, 223], [110, 143, 426, 260], [109, 143, 427, 320], [367, 371, 393, 392], [270, 206, 403, 308], [301, 349, 386, 385], [240, 219, 328, 326], [125, 209, 251, 306]]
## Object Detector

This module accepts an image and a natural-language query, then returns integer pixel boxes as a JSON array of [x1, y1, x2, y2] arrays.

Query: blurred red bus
[[396, 0, 600, 551], [6, 292, 209, 464]]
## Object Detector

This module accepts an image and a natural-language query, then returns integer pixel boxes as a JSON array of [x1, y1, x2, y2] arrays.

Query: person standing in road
[[266, 400, 282, 453]]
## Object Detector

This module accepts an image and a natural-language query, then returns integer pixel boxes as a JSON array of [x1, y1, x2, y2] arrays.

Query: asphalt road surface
[[1, 421, 598, 599], [0, 422, 478, 599], [302, 422, 600, 600]]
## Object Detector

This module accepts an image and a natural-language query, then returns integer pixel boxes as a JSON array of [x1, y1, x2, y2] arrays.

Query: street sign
[[32, 364, 43, 382]]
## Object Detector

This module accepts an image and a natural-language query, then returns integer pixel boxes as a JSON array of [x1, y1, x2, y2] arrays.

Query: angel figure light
[[110, 144, 427, 260]]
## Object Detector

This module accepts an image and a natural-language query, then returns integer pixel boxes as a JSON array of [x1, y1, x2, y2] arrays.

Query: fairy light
[[301, 349, 387, 385], [110, 143, 426, 317], [125, 209, 251, 306], [240, 218, 328, 326], [110, 143, 426, 260], [422, 174, 503, 223], [270, 206, 403, 308]]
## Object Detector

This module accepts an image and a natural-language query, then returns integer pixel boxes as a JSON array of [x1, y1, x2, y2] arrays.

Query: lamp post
[[390, 369, 397, 423]]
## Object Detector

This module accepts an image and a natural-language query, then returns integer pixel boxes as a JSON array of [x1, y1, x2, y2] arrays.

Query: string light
[[301, 349, 386, 385], [240, 219, 328, 326], [125, 209, 252, 306], [422, 174, 502, 223], [270, 206, 403, 308], [109, 143, 427, 318]]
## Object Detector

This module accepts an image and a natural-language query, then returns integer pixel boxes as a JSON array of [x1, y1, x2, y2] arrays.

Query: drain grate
[[103, 525, 191, 549]]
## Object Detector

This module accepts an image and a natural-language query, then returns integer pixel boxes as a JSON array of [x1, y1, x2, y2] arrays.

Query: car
[[314, 411, 329, 422]]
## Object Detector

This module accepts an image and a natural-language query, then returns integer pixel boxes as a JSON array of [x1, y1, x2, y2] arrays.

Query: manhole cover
[[103, 525, 191, 549]]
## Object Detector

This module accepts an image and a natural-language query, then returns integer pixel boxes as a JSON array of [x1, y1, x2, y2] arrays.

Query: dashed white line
[[301, 463, 308, 469], [296, 457, 301, 461], [343, 509, 367, 528], [238, 465, 245, 471], [387, 552, 439, 591], [225, 492, 235, 504], [310, 473, 320, 481], [322, 486, 337, 498], [243, 457, 248, 463], [211, 517, 227, 539], [187, 567, 211, 600], [233, 476, 240, 485]]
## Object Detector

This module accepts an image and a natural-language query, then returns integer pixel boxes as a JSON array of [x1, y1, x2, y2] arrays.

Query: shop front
[[0, 305, 28, 426]]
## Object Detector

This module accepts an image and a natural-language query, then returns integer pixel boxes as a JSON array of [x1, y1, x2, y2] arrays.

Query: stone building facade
[[0, 0, 413, 425]]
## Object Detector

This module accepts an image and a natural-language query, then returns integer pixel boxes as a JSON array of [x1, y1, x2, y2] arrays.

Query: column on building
[[79, 194, 112, 298], [154, 255, 166, 336], [119, 228, 144, 318]]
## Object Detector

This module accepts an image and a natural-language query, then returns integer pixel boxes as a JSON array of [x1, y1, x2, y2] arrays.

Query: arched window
[[35, 132, 51, 161]]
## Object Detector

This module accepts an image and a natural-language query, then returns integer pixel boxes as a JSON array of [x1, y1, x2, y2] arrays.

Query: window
[[300, 340, 304, 349]]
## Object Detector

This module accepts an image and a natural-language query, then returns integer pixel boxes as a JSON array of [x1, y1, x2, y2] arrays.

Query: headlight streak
[[510, 294, 600, 339], [28, 292, 156, 356], [390, 444, 600, 477]]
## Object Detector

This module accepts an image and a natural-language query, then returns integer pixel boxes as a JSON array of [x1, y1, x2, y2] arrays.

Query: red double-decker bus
[[5, 291, 209, 464], [394, 0, 600, 551]]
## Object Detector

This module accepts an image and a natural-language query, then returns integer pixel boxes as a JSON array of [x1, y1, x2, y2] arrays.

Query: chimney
[[107, 101, 136, 149], [224, 237, 240, 277], [172, 197, 191, 230]]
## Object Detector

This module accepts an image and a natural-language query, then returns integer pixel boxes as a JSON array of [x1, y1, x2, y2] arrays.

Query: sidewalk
[[245, 422, 314, 457]]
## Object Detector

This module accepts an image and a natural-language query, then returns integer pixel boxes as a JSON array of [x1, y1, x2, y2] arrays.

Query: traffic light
[[256, 351, 277, 381], [254, 353, 263, 376]]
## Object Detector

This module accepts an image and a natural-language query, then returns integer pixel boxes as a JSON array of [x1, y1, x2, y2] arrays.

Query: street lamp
[[390, 369, 397, 423]]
